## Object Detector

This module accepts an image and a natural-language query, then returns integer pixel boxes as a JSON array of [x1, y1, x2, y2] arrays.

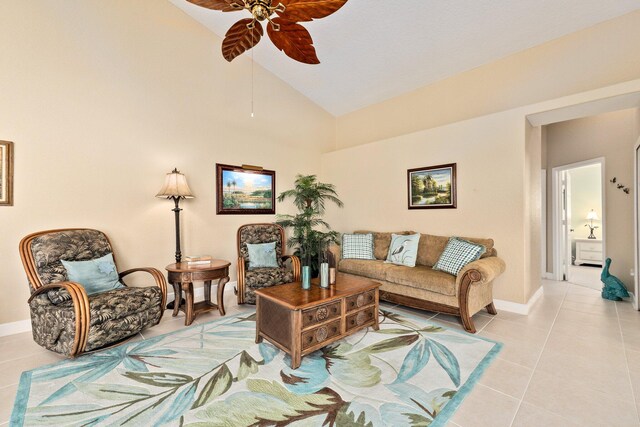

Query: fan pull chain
[[251, 48, 255, 118], [251, 28, 255, 118]]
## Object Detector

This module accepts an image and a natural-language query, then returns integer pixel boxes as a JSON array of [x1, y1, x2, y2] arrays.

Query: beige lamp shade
[[156, 168, 194, 199], [586, 209, 599, 221]]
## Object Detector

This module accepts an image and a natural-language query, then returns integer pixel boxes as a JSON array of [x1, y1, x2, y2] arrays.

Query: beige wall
[[336, 11, 640, 149], [322, 109, 529, 303], [322, 7, 640, 305], [0, 0, 334, 325], [545, 109, 639, 286]]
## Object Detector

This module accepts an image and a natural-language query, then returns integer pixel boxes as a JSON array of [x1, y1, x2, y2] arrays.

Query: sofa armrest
[[282, 255, 301, 282], [456, 256, 506, 288], [28, 281, 90, 356], [328, 244, 342, 264], [119, 267, 168, 321]]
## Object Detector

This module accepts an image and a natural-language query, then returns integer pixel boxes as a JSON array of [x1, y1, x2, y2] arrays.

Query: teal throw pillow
[[342, 233, 375, 260], [385, 233, 420, 267], [433, 237, 486, 276], [61, 253, 124, 295], [247, 241, 279, 269]]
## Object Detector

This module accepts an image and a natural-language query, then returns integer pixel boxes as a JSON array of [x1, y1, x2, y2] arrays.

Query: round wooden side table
[[165, 259, 231, 326]]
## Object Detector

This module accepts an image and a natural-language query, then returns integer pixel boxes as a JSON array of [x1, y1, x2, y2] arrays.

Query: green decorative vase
[[301, 266, 311, 290]]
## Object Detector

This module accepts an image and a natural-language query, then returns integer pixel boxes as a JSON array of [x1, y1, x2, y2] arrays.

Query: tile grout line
[[615, 301, 640, 424], [0, 382, 18, 391], [507, 282, 569, 427], [474, 383, 521, 401], [477, 314, 496, 333]]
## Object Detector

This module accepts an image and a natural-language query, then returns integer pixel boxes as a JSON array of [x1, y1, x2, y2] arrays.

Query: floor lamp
[[156, 168, 194, 263]]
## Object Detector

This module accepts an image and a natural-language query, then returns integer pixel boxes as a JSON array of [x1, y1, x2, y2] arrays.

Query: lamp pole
[[156, 168, 194, 264], [172, 196, 183, 263]]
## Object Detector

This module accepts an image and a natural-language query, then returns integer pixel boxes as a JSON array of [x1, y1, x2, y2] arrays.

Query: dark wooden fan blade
[[276, 0, 348, 22], [222, 19, 263, 62], [186, 0, 244, 12], [267, 18, 319, 64]]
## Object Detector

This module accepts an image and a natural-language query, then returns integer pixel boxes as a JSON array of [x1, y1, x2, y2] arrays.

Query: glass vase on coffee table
[[301, 251, 311, 290], [318, 247, 329, 288]]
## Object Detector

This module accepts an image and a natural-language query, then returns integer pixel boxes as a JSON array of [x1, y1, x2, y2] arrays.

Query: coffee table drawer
[[302, 301, 341, 328], [346, 306, 376, 332], [346, 290, 376, 312], [302, 319, 341, 350]]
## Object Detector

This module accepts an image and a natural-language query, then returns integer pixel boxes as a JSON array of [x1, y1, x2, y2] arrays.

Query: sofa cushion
[[385, 233, 420, 267], [244, 267, 293, 289], [355, 230, 415, 260], [417, 234, 495, 267], [433, 237, 486, 275], [82, 286, 161, 327], [338, 259, 390, 281], [342, 233, 375, 260], [247, 242, 279, 269], [61, 253, 124, 296], [385, 265, 457, 296]]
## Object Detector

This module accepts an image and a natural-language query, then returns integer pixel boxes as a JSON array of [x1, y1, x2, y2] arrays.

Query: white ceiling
[[168, 0, 640, 116]]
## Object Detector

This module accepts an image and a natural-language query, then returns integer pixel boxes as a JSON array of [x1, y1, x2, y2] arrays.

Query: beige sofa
[[331, 231, 506, 333]]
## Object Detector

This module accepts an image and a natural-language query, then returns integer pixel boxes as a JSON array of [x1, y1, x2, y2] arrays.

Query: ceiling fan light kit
[[187, 0, 348, 64]]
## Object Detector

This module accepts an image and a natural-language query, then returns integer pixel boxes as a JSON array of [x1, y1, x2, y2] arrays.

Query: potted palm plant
[[276, 175, 343, 288]]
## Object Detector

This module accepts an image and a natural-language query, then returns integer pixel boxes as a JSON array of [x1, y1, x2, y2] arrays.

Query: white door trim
[[552, 157, 606, 282], [541, 169, 547, 277], [634, 140, 640, 310]]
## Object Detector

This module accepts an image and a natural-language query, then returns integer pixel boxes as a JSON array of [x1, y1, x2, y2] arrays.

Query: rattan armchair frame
[[235, 223, 301, 304], [19, 228, 168, 357]]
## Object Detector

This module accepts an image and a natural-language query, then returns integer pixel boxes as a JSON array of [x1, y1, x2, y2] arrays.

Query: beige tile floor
[[1, 279, 639, 426]]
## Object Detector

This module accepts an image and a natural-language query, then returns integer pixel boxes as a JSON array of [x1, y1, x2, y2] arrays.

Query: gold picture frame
[[216, 163, 276, 215], [0, 141, 13, 206]]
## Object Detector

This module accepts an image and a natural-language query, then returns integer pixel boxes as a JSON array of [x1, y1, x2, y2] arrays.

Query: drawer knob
[[315, 326, 328, 342], [356, 294, 365, 308], [316, 307, 329, 321], [356, 311, 367, 326]]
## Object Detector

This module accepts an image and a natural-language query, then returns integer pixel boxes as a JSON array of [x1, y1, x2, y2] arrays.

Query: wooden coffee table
[[255, 274, 380, 369]]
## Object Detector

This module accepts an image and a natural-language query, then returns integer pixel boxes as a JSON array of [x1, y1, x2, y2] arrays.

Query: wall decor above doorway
[[216, 163, 275, 215], [0, 141, 13, 206], [408, 163, 457, 209]]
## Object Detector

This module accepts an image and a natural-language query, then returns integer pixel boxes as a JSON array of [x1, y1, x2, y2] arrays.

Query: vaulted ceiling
[[168, 0, 640, 116]]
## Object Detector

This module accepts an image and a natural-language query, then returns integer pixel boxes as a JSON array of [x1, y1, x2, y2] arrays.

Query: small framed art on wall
[[408, 163, 456, 209]]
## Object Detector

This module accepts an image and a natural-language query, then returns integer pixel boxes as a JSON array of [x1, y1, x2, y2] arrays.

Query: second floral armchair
[[236, 223, 300, 304]]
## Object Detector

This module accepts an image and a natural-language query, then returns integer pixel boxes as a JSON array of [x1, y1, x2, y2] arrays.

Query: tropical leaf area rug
[[11, 308, 501, 426]]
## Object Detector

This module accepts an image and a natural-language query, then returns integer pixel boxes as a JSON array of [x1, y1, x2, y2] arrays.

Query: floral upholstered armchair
[[19, 228, 167, 357], [236, 223, 300, 304]]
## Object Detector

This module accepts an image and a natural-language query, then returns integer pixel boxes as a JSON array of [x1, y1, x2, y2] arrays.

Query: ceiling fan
[[186, 0, 348, 64]]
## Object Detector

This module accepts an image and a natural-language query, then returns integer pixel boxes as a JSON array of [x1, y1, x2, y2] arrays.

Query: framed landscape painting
[[408, 163, 456, 209], [216, 163, 275, 215], [0, 141, 13, 206]]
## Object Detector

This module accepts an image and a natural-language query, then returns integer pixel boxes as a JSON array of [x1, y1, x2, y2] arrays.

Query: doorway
[[634, 141, 640, 309], [552, 158, 605, 289]]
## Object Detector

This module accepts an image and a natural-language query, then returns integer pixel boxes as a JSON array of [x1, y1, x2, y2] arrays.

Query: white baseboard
[[0, 281, 238, 338], [0, 319, 32, 337], [494, 286, 544, 315], [542, 272, 554, 280]]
